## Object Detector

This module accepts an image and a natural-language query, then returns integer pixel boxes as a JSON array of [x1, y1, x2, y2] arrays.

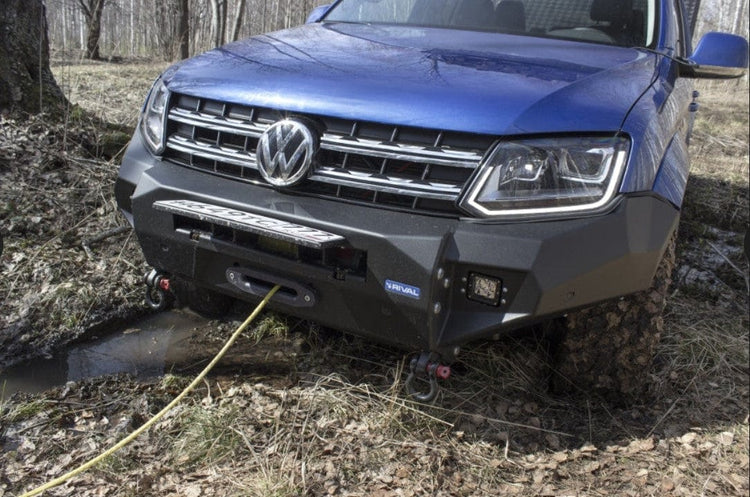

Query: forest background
[[45, 0, 749, 62]]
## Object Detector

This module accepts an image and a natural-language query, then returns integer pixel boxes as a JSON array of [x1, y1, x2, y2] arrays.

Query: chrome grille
[[163, 94, 494, 215]]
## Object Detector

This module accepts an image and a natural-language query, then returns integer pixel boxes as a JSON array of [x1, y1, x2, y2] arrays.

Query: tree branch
[[77, 0, 92, 20]]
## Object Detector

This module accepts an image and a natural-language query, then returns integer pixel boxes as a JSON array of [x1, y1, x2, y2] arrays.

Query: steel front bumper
[[117, 136, 679, 357]]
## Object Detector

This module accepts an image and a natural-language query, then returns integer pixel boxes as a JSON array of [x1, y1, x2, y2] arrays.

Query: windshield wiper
[[634, 46, 692, 66]]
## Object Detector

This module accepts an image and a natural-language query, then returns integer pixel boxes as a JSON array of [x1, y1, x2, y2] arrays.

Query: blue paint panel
[[619, 61, 692, 194], [653, 134, 690, 208], [164, 24, 656, 136]]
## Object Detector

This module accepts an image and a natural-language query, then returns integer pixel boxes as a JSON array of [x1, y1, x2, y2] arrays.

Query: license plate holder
[[153, 199, 344, 249]]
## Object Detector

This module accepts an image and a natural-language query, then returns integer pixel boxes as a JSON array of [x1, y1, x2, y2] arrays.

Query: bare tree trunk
[[62, 0, 68, 53], [231, 0, 246, 41], [139, 0, 144, 55], [210, 0, 229, 46], [220, 0, 228, 44], [102, 4, 108, 54], [0, 0, 67, 115], [78, 0, 106, 59], [732, 0, 745, 34], [177, 0, 191, 58], [210, 0, 219, 46], [129, 0, 134, 55], [79, 9, 85, 50], [261, 0, 267, 33]]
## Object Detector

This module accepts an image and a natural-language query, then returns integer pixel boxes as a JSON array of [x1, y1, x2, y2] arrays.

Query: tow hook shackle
[[144, 269, 173, 311], [405, 352, 451, 402]]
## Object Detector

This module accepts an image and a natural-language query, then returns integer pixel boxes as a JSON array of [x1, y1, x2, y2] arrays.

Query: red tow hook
[[405, 353, 451, 402], [144, 269, 174, 311], [434, 364, 451, 380]]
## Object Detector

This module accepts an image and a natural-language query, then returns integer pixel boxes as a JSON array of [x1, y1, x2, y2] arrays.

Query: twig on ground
[[82, 225, 129, 259], [646, 398, 681, 438]]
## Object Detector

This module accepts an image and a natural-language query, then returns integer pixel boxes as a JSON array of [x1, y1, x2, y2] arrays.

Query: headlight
[[140, 77, 169, 154], [459, 136, 629, 218]]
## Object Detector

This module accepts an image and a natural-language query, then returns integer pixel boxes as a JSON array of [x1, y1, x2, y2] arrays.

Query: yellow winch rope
[[20, 285, 281, 497]]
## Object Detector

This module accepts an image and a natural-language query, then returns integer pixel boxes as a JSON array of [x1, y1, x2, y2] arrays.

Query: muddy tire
[[551, 234, 676, 403]]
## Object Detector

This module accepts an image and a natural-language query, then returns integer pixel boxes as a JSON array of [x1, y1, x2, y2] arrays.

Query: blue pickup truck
[[116, 0, 747, 400]]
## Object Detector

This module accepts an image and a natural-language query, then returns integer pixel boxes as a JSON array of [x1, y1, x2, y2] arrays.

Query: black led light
[[467, 272, 503, 306]]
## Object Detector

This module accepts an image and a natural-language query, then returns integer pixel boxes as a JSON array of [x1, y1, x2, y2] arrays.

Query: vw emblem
[[256, 119, 316, 187]]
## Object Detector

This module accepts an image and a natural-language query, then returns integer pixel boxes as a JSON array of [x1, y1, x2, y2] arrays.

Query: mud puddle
[[0, 310, 210, 395]]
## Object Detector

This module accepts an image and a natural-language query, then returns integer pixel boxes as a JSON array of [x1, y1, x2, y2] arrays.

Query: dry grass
[[51, 58, 167, 128], [683, 79, 750, 231], [666, 80, 749, 411]]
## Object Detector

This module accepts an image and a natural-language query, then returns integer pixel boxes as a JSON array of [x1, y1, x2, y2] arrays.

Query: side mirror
[[306, 4, 332, 23], [681, 32, 749, 78]]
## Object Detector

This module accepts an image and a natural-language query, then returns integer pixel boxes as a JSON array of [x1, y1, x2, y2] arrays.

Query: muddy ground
[[0, 62, 748, 496]]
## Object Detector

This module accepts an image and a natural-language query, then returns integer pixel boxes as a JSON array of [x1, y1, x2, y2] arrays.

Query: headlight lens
[[460, 136, 629, 218], [140, 78, 169, 154]]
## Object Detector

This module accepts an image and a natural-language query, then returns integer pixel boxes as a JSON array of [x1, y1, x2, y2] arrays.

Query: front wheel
[[551, 233, 676, 403]]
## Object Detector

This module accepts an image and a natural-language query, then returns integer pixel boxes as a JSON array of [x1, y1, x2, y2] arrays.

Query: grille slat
[[170, 107, 268, 138], [168, 136, 257, 170], [320, 134, 481, 167], [312, 167, 461, 200], [163, 94, 493, 215]]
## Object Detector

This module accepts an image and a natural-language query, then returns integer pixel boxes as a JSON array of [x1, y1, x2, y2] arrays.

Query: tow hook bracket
[[405, 352, 451, 402], [144, 269, 173, 311]]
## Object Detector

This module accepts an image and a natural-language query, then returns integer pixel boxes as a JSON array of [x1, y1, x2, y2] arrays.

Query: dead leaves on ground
[[1, 374, 748, 497]]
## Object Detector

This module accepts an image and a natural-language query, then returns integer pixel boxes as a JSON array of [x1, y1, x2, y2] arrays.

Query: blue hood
[[165, 23, 658, 136]]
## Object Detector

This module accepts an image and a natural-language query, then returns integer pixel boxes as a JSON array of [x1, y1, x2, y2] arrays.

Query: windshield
[[324, 0, 657, 47]]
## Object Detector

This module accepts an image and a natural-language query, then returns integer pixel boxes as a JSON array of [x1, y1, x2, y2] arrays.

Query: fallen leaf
[[661, 476, 675, 492], [583, 461, 601, 473], [717, 431, 734, 445], [680, 432, 697, 444], [626, 438, 655, 453], [182, 486, 202, 497], [532, 469, 546, 484], [552, 452, 568, 463]]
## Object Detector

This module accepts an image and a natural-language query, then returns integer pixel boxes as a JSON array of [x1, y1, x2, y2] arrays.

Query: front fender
[[652, 133, 690, 208], [620, 57, 692, 198]]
